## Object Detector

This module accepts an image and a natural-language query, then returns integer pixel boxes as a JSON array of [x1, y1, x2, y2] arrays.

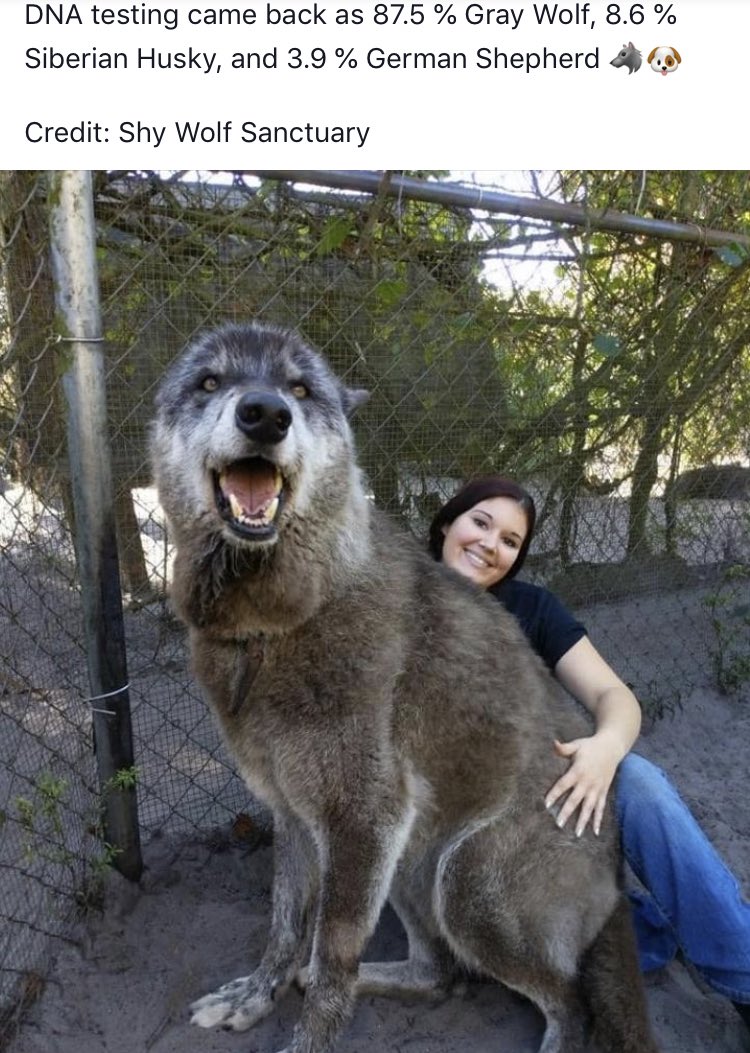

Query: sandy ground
[[2, 485, 748, 1053], [7, 679, 749, 1053]]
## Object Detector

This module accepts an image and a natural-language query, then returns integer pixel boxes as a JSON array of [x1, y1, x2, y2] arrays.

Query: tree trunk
[[626, 408, 665, 557], [626, 172, 701, 559], [559, 330, 589, 566], [114, 488, 153, 598]]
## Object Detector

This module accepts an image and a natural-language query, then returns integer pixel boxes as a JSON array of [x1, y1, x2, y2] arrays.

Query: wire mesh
[[1, 169, 749, 1036]]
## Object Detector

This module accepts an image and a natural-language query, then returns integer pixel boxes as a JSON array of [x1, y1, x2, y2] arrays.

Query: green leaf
[[315, 217, 351, 256], [375, 279, 407, 307], [715, 244, 747, 268], [15, 797, 35, 830], [593, 333, 621, 358]]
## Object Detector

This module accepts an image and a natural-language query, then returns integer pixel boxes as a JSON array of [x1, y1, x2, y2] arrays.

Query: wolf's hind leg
[[191, 811, 317, 1032], [354, 960, 447, 998], [581, 898, 660, 1053], [435, 826, 590, 1053], [354, 876, 456, 999], [299, 955, 451, 1000], [443, 928, 587, 1053]]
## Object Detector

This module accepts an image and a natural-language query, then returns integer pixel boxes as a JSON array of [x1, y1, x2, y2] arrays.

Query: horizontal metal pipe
[[248, 171, 750, 250]]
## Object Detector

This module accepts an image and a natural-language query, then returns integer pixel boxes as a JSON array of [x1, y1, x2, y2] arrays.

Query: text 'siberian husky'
[[151, 323, 659, 1053]]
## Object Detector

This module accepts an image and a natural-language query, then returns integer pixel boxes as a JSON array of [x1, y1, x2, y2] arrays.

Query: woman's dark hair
[[427, 476, 536, 580]]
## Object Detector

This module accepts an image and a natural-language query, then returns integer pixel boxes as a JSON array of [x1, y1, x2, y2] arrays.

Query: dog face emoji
[[648, 46, 681, 75]]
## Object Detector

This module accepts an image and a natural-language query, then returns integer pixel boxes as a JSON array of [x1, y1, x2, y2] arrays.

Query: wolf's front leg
[[280, 802, 415, 1053], [191, 810, 318, 1031]]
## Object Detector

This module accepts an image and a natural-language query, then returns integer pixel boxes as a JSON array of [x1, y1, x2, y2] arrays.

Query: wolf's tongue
[[221, 461, 278, 516]]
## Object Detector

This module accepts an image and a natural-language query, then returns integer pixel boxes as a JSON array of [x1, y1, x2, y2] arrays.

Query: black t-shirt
[[489, 579, 587, 672]]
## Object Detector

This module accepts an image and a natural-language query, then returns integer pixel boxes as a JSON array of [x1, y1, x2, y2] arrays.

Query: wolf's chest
[[190, 627, 372, 807]]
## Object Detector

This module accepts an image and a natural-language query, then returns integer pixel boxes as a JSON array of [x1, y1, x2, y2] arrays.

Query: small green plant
[[105, 765, 139, 792], [703, 564, 750, 696], [14, 774, 69, 866], [76, 840, 123, 912], [638, 680, 683, 723], [13, 766, 138, 914]]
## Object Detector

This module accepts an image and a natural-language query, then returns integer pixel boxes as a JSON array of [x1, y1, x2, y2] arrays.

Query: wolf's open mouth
[[213, 458, 285, 538]]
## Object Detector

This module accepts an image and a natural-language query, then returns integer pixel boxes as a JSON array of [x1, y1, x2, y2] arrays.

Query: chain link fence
[[1, 169, 749, 1041]]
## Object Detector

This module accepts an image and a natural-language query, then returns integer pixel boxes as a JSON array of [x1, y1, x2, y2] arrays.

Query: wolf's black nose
[[235, 391, 292, 444]]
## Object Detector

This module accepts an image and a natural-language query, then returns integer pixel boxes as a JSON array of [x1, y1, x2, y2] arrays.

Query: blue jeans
[[616, 753, 750, 1003]]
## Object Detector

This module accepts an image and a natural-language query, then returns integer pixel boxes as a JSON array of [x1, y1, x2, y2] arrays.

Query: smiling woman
[[428, 476, 536, 586], [440, 497, 528, 588]]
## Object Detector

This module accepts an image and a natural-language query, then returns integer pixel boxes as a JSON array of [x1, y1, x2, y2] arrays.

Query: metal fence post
[[48, 171, 143, 882]]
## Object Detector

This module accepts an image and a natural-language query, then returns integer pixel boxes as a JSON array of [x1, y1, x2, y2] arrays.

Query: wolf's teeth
[[274, 468, 283, 492], [227, 495, 279, 526]]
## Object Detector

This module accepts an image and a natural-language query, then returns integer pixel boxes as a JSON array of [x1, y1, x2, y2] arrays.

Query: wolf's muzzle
[[235, 391, 292, 446]]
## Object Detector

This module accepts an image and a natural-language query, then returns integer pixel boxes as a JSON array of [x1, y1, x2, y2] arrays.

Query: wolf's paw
[[190, 975, 274, 1031]]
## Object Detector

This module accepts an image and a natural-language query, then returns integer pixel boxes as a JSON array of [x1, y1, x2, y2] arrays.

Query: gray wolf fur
[[151, 323, 658, 1053]]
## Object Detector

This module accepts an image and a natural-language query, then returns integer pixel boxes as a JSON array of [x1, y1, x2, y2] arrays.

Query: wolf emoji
[[610, 42, 642, 74]]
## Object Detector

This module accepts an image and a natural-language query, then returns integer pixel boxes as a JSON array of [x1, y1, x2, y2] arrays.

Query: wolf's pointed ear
[[342, 386, 370, 418]]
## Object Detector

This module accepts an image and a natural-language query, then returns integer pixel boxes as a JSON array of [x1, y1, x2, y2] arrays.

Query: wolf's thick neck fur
[[170, 460, 373, 638]]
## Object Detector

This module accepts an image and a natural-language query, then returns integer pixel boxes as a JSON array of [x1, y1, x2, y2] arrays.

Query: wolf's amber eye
[[200, 376, 219, 393], [290, 382, 309, 400]]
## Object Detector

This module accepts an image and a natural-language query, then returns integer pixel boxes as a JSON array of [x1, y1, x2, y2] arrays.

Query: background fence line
[[1, 169, 749, 1041]]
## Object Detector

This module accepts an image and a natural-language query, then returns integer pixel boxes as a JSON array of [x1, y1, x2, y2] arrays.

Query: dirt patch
[[7, 683, 750, 1053]]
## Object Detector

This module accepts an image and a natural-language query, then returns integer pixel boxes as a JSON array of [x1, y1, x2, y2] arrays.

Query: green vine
[[703, 564, 750, 696]]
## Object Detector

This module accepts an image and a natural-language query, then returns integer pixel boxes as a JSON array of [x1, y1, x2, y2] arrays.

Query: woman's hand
[[547, 637, 643, 836], [544, 732, 623, 837]]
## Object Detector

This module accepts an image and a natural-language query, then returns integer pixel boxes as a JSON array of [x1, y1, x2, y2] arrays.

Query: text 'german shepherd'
[[151, 323, 659, 1053]]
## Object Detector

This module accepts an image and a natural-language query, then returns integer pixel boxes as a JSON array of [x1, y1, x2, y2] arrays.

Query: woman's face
[[441, 496, 529, 589]]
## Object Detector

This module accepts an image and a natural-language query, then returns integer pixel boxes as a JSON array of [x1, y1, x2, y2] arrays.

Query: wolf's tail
[[579, 897, 660, 1053]]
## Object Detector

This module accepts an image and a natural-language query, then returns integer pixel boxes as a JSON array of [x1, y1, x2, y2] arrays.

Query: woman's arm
[[543, 635, 642, 837]]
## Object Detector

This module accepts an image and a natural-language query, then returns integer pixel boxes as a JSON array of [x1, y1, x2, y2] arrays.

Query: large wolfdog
[[151, 323, 658, 1053]]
